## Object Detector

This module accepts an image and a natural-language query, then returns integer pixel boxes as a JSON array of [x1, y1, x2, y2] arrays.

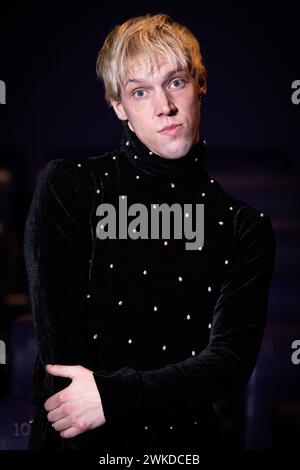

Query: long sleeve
[[93, 208, 276, 423], [24, 159, 94, 396]]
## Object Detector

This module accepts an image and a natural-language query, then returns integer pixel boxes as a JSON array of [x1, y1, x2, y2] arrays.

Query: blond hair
[[96, 13, 207, 103]]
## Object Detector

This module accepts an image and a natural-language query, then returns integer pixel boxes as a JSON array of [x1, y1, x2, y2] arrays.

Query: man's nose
[[155, 90, 177, 116]]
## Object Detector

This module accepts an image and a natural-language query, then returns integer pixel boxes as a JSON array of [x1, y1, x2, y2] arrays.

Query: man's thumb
[[45, 364, 79, 379]]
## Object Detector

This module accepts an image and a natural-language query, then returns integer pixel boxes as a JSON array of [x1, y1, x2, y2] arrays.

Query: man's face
[[110, 56, 202, 159]]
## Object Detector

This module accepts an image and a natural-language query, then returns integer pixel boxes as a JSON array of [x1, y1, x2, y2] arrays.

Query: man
[[24, 13, 275, 451]]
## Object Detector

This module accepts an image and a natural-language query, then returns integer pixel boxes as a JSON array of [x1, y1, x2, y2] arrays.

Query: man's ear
[[110, 99, 128, 121]]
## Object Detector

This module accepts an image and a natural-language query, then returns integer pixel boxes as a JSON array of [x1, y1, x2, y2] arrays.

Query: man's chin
[[156, 141, 192, 160]]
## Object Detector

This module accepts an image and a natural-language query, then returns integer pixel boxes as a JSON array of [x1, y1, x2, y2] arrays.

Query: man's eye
[[133, 90, 146, 98], [170, 79, 185, 88]]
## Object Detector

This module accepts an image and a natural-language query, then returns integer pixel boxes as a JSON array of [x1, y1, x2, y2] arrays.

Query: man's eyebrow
[[124, 69, 186, 89]]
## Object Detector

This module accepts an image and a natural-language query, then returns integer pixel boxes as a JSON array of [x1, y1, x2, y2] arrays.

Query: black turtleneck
[[119, 123, 207, 178], [24, 124, 276, 451]]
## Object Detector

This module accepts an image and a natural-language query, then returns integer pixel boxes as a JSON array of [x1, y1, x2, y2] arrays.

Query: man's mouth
[[159, 124, 182, 136]]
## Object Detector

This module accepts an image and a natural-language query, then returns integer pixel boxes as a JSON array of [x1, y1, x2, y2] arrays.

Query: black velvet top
[[23, 124, 276, 451]]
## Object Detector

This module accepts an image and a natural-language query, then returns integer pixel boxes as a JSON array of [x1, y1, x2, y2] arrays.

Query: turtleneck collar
[[120, 123, 207, 178]]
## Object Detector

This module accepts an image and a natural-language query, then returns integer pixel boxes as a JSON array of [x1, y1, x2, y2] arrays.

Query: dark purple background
[[0, 0, 299, 451]]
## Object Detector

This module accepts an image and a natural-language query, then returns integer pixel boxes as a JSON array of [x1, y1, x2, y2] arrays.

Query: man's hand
[[44, 364, 106, 438]]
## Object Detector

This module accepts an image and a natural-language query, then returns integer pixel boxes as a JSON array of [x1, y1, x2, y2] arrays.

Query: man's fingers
[[44, 387, 71, 412], [51, 417, 72, 432], [46, 364, 81, 379], [44, 391, 61, 412], [60, 427, 81, 439], [47, 406, 66, 423]]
